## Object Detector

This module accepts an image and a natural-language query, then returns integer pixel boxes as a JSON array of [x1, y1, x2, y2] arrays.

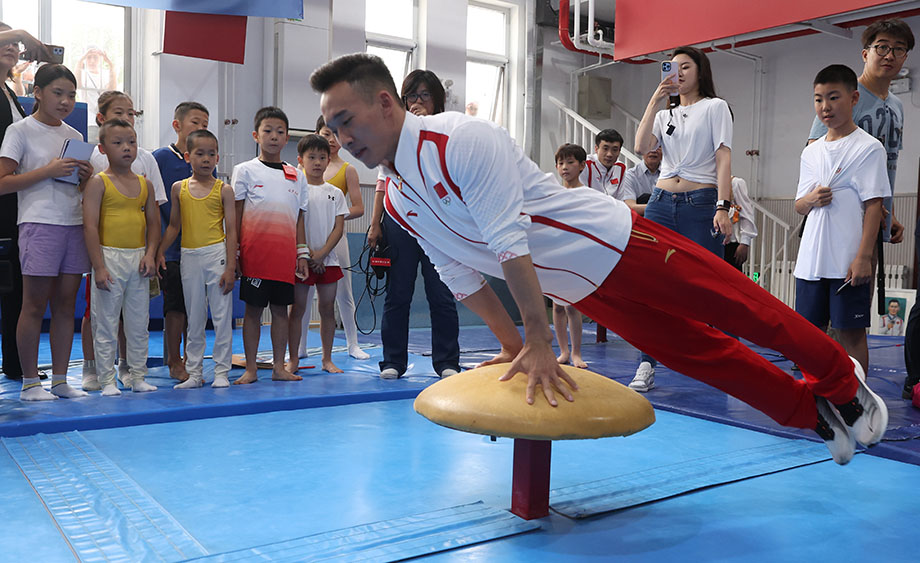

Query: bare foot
[[169, 362, 189, 382], [233, 369, 259, 385], [271, 368, 303, 381], [571, 355, 588, 369], [285, 360, 299, 374], [556, 353, 570, 365], [322, 360, 343, 374]]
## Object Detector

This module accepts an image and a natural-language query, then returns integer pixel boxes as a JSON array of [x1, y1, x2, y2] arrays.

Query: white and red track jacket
[[579, 154, 626, 198], [381, 112, 632, 305]]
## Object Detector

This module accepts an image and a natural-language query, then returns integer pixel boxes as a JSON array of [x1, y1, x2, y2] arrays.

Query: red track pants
[[575, 213, 858, 429]]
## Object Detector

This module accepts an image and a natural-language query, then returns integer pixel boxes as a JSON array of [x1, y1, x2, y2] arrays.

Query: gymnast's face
[[321, 80, 403, 168]]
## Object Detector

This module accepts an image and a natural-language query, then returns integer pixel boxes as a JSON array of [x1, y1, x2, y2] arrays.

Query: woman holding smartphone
[[630, 46, 734, 393]]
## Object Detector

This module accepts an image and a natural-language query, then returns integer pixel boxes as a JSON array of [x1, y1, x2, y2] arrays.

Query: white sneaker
[[833, 357, 888, 447], [439, 368, 459, 378], [349, 346, 370, 360], [815, 395, 855, 465], [628, 362, 655, 392], [380, 368, 401, 380]]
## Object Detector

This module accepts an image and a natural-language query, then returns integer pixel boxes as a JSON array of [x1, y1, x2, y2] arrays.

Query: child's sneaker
[[815, 395, 855, 465], [628, 362, 655, 392], [832, 357, 888, 447]]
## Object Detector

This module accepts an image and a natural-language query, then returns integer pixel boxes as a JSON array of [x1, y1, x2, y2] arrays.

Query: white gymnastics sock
[[20, 377, 57, 401], [102, 383, 122, 397], [117, 359, 129, 386], [349, 345, 370, 360], [131, 379, 157, 393], [211, 374, 230, 388], [82, 360, 101, 391], [174, 376, 202, 389], [51, 375, 88, 398]]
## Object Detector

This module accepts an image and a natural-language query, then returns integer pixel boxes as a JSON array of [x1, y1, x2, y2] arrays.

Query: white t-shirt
[[579, 155, 625, 197], [232, 158, 309, 284], [382, 112, 632, 305], [794, 128, 890, 281], [653, 97, 732, 185], [303, 181, 349, 267], [91, 146, 167, 205], [5, 91, 23, 124], [0, 115, 85, 225]]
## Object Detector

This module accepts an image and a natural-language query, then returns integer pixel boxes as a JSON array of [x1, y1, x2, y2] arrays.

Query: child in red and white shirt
[[232, 106, 309, 385]]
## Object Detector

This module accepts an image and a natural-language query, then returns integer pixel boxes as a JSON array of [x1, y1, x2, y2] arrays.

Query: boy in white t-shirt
[[289, 134, 348, 374], [794, 64, 889, 379], [232, 107, 310, 385]]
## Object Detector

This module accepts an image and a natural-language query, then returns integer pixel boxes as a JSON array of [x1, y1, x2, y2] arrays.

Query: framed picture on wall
[[870, 288, 915, 336]]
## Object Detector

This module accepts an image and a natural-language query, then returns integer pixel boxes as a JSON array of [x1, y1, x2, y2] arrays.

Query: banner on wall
[[80, 0, 303, 19], [162, 11, 247, 64], [614, 0, 893, 60]]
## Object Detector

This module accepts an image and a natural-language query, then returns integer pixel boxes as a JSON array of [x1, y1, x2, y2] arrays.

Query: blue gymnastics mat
[[2, 403, 918, 562]]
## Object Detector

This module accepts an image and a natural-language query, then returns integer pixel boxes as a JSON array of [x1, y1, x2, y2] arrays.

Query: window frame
[[365, 1, 418, 90], [465, 0, 511, 128]]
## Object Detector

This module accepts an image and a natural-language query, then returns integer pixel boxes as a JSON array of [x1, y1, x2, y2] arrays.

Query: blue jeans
[[379, 214, 461, 376], [639, 186, 724, 368]]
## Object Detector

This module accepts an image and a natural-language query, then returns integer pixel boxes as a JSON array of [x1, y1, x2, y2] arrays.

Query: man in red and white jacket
[[310, 53, 887, 465], [579, 128, 626, 198]]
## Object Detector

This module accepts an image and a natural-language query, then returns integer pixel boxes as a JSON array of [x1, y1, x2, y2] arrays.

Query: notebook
[[56, 138, 95, 185]]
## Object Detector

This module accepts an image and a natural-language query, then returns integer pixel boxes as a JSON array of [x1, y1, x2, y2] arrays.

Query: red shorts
[[297, 265, 343, 286]]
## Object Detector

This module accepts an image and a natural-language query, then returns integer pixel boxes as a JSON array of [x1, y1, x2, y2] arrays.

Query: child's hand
[[44, 158, 79, 179], [155, 254, 166, 276], [94, 267, 113, 291], [806, 186, 833, 209], [76, 161, 94, 183], [219, 269, 236, 294], [847, 256, 873, 286], [310, 261, 326, 275], [139, 255, 156, 278], [296, 257, 309, 279]]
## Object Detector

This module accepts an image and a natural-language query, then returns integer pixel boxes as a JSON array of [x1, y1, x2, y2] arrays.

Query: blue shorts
[[795, 278, 871, 330]]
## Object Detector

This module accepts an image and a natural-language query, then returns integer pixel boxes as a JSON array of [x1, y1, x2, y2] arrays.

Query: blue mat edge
[[0, 389, 424, 438]]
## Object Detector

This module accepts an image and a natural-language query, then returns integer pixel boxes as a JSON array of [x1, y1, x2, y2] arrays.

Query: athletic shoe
[[439, 368, 459, 378], [628, 362, 655, 392], [815, 395, 855, 465], [832, 357, 888, 447], [380, 368, 401, 380]]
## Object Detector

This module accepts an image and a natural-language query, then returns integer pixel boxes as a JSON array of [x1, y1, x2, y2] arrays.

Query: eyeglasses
[[869, 44, 909, 58], [403, 91, 432, 104]]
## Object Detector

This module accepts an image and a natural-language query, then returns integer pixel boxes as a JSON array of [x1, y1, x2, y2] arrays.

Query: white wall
[[572, 16, 920, 200]]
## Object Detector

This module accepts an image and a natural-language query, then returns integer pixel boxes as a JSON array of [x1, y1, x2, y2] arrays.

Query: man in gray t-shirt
[[807, 20, 913, 243]]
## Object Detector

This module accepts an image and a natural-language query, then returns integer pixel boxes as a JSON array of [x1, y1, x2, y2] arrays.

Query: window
[[466, 2, 509, 126], [0, 0, 127, 133], [365, 0, 415, 88]]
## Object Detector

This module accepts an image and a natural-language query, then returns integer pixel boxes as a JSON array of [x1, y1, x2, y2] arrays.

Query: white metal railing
[[548, 95, 641, 167], [746, 201, 794, 307]]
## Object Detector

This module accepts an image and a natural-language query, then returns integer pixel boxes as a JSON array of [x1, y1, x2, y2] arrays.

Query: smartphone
[[661, 61, 678, 85], [835, 279, 852, 295], [19, 44, 64, 65]]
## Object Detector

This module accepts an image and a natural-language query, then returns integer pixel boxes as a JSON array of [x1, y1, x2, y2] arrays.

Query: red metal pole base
[[510, 438, 552, 520], [596, 324, 608, 343]]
